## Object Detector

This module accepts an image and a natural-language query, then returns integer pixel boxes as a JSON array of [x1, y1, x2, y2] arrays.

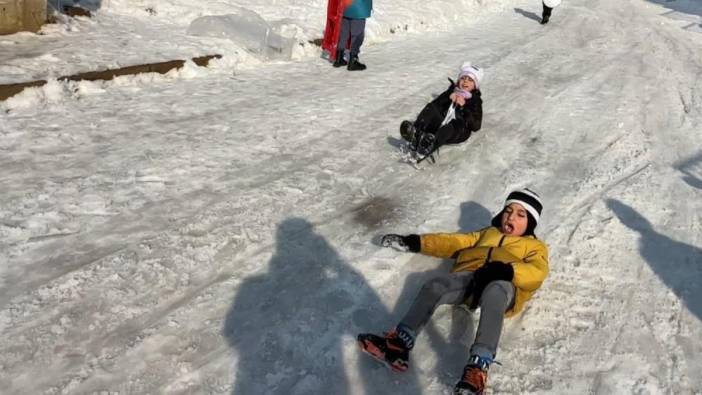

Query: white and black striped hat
[[504, 188, 543, 224]]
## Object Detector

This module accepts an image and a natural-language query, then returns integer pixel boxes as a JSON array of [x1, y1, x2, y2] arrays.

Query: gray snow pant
[[399, 272, 515, 359], [337, 17, 366, 58]]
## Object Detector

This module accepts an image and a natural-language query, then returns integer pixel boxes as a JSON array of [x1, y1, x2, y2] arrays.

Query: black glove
[[380, 234, 421, 252], [469, 261, 514, 309]]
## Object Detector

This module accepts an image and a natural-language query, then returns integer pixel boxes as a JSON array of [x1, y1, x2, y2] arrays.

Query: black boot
[[332, 50, 347, 67], [416, 132, 436, 157], [347, 56, 366, 71], [400, 120, 418, 147]]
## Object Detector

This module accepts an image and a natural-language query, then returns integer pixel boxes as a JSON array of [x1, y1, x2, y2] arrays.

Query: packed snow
[[1, 0, 701, 394]]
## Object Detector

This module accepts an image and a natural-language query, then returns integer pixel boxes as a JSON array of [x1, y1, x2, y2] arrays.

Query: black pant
[[415, 102, 471, 148], [542, 3, 553, 18]]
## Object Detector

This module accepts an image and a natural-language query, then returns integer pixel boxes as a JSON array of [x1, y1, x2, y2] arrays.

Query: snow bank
[[187, 10, 297, 60]]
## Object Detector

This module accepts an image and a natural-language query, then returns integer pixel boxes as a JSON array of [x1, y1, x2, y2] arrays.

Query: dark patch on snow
[[352, 196, 401, 230]]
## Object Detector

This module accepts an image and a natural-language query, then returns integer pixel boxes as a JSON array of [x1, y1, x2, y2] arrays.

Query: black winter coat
[[415, 79, 483, 138], [436, 80, 482, 133]]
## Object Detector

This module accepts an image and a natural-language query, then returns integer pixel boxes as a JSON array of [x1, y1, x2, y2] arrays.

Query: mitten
[[380, 234, 421, 252], [469, 261, 514, 309]]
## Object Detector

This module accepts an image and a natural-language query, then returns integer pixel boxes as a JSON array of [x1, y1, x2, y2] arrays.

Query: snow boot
[[454, 355, 492, 395], [400, 120, 420, 149], [357, 326, 414, 372], [347, 56, 366, 71], [332, 50, 347, 67], [416, 132, 436, 158]]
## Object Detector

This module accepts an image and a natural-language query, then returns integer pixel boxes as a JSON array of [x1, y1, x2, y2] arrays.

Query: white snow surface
[[1, 0, 702, 394]]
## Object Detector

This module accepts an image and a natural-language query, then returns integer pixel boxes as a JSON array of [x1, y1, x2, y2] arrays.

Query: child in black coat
[[400, 62, 483, 158]]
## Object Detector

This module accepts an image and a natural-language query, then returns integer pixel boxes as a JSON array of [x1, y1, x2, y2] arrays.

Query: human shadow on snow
[[224, 217, 423, 395], [514, 7, 542, 23], [607, 199, 702, 323], [386, 136, 405, 150], [389, 201, 492, 387], [675, 151, 702, 190], [643, 0, 702, 30], [457, 201, 493, 233]]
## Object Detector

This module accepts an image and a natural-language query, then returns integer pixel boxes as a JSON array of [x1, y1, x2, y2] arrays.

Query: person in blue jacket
[[333, 0, 372, 71]]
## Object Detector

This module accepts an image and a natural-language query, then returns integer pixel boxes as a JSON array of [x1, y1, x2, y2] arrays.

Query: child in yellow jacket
[[358, 188, 549, 395]]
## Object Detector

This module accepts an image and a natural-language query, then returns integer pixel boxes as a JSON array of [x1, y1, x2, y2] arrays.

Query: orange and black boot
[[454, 355, 493, 395], [357, 326, 414, 372]]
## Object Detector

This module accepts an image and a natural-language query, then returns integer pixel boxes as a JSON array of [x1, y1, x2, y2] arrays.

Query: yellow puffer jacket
[[420, 226, 549, 317]]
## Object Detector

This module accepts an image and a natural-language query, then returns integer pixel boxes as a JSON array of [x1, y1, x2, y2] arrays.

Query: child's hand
[[380, 234, 420, 252], [381, 234, 410, 251], [450, 93, 466, 107]]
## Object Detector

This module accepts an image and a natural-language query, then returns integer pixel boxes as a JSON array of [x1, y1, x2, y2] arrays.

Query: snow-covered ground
[[1, 0, 702, 394]]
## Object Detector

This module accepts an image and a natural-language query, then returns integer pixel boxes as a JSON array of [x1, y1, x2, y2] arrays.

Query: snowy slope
[[1, 0, 702, 394]]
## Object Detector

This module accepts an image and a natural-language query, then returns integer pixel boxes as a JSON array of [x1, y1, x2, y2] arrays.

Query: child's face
[[500, 203, 529, 236], [459, 76, 475, 91]]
